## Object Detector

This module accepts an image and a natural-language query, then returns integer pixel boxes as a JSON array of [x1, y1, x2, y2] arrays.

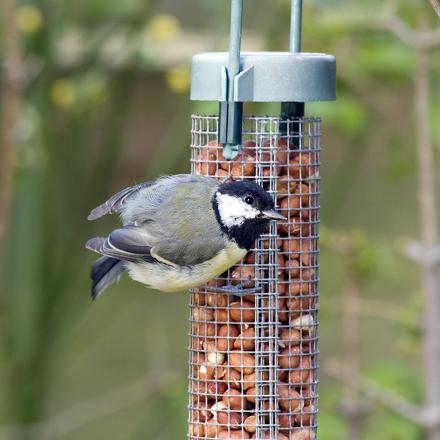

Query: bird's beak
[[260, 209, 287, 221]]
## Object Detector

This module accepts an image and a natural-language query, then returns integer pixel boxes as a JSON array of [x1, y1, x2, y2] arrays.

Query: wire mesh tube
[[188, 115, 320, 440]]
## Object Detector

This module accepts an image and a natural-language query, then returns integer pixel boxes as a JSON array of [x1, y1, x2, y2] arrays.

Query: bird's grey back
[[122, 175, 224, 266]]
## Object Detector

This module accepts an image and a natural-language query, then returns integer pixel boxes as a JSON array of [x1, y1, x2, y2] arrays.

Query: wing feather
[[88, 182, 153, 221], [85, 225, 155, 263], [86, 175, 226, 268]]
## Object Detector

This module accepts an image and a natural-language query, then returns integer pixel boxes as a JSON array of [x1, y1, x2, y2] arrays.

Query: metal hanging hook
[[219, 0, 244, 161], [290, 0, 303, 53], [281, 0, 305, 134]]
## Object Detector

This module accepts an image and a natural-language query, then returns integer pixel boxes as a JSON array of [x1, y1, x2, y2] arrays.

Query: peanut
[[288, 356, 311, 385], [291, 428, 316, 440], [279, 327, 302, 347], [205, 419, 219, 439], [230, 301, 255, 322], [280, 195, 301, 218], [192, 307, 214, 322], [231, 154, 255, 177], [285, 257, 301, 278], [217, 409, 242, 428], [244, 415, 257, 433], [278, 346, 302, 370], [229, 351, 255, 375], [294, 403, 316, 426], [189, 422, 205, 437], [194, 145, 217, 176], [192, 322, 216, 337], [215, 167, 229, 178], [214, 308, 230, 322], [278, 382, 302, 412], [282, 238, 300, 258], [222, 388, 248, 410], [277, 175, 298, 195], [231, 266, 256, 288], [220, 365, 242, 389], [234, 327, 255, 351], [217, 324, 240, 351], [245, 386, 256, 403], [218, 429, 250, 439]]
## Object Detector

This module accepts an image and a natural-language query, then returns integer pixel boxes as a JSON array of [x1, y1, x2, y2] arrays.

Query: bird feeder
[[188, 1, 335, 438]]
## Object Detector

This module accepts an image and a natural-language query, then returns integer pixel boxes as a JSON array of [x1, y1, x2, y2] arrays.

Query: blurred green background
[[1, 0, 439, 439]]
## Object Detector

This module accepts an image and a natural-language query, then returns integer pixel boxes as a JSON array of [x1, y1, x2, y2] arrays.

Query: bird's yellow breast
[[126, 241, 247, 293], [196, 240, 247, 281]]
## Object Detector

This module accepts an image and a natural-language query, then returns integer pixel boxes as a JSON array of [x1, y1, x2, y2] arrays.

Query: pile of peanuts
[[189, 136, 319, 440]]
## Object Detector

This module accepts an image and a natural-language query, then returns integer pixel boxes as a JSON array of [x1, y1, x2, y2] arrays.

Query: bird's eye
[[245, 195, 254, 205]]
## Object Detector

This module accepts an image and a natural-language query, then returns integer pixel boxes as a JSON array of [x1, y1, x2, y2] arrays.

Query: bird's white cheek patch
[[216, 193, 259, 228]]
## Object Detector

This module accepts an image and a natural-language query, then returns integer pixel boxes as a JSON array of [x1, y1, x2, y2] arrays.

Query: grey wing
[[86, 225, 156, 263], [153, 236, 226, 267], [87, 174, 224, 267], [120, 174, 218, 225], [88, 182, 153, 221], [142, 180, 226, 267]]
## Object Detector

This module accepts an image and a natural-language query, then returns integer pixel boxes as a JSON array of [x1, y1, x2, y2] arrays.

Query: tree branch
[[322, 10, 440, 49], [414, 18, 440, 439], [428, 0, 440, 19], [325, 359, 440, 428], [341, 247, 363, 439], [0, 372, 179, 439], [375, 14, 440, 48]]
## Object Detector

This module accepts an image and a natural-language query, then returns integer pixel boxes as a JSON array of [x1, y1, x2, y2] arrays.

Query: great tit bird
[[86, 174, 285, 299]]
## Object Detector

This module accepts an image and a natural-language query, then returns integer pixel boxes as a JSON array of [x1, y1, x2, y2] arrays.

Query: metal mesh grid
[[188, 115, 320, 440]]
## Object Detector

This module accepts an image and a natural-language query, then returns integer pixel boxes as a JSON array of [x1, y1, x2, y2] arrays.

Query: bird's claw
[[204, 282, 262, 297]]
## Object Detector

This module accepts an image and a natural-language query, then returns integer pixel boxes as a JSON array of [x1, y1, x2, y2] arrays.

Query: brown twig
[[0, 0, 23, 279], [322, 232, 366, 438], [325, 359, 440, 428], [0, 372, 179, 439], [428, 0, 440, 18], [321, 5, 440, 437], [414, 23, 440, 440], [376, 14, 440, 49], [341, 246, 362, 440], [322, 10, 440, 49]]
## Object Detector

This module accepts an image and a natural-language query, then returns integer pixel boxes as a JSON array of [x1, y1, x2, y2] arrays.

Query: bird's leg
[[208, 284, 262, 296], [204, 277, 262, 297]]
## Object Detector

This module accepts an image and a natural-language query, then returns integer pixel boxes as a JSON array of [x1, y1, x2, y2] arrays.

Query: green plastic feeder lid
[[190, 51, 336, 103]]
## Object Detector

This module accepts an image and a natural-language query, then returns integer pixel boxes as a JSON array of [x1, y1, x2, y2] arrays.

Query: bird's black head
[[212, 180, 286, 250]]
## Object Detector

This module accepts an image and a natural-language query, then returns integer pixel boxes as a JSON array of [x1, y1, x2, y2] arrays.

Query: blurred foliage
[[0, 0, 439, 439]]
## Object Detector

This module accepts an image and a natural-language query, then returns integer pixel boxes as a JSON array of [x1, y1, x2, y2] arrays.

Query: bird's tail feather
[[91, 256, 125, 300]]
